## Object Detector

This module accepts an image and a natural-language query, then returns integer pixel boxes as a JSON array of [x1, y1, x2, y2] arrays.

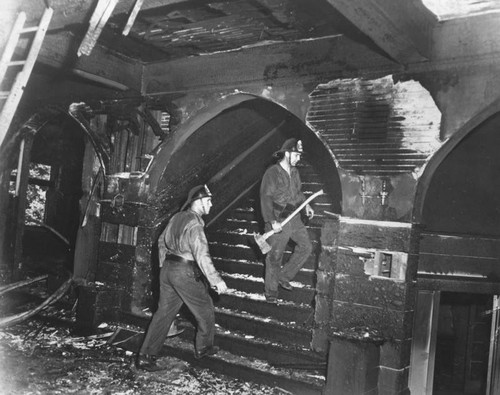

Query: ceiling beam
[[325, 0, 434, 64], [36, 31, 143, 92], [143, 35, 401, 95], [4, 0, 189, 32]]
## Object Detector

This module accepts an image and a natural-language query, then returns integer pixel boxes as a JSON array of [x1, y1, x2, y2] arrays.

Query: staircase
[[121, 160, 334, 394]]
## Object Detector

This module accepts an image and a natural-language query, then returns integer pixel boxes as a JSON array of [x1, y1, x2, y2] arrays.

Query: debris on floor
[[0, 315, 280, 394]]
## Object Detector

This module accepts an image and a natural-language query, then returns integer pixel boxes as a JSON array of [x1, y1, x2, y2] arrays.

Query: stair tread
[[221, 272, 313, 290], [174, 318, 324, 361], [166, 332, 326, 389], [224, 287, 313, 310], [215, 305, 313, 334], [111, 324, 325, 392]]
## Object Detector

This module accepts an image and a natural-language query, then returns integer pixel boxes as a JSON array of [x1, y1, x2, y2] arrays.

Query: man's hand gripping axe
[[254, 189, 324, 254]]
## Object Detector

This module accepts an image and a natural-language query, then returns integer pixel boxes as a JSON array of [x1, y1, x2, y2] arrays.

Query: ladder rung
[[8, 60, 26, 67], [0, 91, 9, 99], [21, 26, 39, 34]]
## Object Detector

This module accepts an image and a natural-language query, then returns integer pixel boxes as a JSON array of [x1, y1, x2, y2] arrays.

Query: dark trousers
[[264, 215, 312, 297], [139, 260, 215, 356]]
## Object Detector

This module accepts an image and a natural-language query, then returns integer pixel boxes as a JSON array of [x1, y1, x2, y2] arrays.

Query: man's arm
[[189, 224, 227, 292], [260, 168, 278, 224]]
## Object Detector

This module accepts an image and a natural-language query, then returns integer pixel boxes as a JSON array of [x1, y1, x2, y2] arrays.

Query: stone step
[[163, 335, 325, 395], [113, 319, 325, 395], [214, 292, 314, 325], [209, 227, 322, 244], [212, 218, 261, 233], [180, 322, 325, 368], [209, 242, 319, 270], [213, 258, 315, 287], [222, 273, 315, 305], [214, 307, 313, 348]]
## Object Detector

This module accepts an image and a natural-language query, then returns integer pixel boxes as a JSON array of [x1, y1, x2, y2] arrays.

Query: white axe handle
[[280, 189, 324, 227], [262, 189, 324, 240]]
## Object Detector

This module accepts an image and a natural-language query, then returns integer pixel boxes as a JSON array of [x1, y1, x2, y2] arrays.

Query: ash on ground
[[0, 313, 282, 395]]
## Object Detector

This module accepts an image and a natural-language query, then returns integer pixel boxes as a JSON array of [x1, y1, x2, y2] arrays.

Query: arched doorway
[[0, 108, 98, 283], [410, 110, 500, 394], [147, 94, 341, 232], [132, 93, 341, 316]]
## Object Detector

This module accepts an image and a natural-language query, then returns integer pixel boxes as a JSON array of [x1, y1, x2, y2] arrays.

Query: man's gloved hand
[[305, 204, 314, 219], [214, 281, 228, 294], [271, 221, 282, 233]]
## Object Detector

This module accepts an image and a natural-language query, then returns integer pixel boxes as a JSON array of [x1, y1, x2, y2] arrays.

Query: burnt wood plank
[[417, 274, 500, 294], [216, 294, 313, 324], [222, 275, 315, 305], [339, 219, 412, 252], [420, 233, 500, 258], [213, 258, 315, 286], [418, 253, 500, 279], [214, 309, 313, 348]]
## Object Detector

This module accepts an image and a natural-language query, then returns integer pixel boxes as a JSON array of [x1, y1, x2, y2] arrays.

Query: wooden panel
[[420, 233, 500, 258], [338, 218, 412, 252], [417, 275, 500, 294], [419, 233, 500, 279]]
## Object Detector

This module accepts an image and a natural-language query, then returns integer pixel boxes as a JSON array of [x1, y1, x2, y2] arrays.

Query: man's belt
[[165, 254, 195, 265]]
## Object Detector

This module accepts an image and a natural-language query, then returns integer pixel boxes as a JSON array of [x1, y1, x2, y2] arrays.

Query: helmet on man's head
[[273, 138, 303, 159], [181, 184, 212, 211]]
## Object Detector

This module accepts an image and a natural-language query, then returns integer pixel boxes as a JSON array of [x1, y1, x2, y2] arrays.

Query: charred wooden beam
[[6, 0, 188, 33], [77, 0, 118, 57], [122, 0, 145, 36], [143, 34, 401, 95], [325, 0, 434, 64], [37, 31, 142, 92]]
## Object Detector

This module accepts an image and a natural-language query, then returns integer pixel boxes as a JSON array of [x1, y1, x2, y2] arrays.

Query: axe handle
[[263, 189, 324, 241]]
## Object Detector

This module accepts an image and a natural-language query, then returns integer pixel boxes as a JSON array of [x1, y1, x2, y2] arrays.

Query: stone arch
[[0, 106, 105, 280], [145, 93, 342, 234], [413, 97, 500, 227]]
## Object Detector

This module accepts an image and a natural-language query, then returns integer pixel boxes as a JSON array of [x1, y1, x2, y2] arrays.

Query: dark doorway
[[434, 292, 492, 395], [12, 115, 86, 277]]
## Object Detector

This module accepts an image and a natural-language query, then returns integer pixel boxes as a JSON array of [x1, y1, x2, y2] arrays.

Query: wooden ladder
[[0, 7, 53, 145]]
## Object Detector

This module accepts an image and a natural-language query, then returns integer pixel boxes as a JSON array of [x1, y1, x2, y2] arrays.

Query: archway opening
[[411, 111, 500, 395], [150, 96, 341, 230], [1, 112, 87, 283]]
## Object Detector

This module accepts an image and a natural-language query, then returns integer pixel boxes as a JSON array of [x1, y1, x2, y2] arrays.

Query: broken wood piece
[[122, 0, 145, 36], [78, 0, 118, 57], [323, 210, 340, 218], [69, 331, 114, 342], [0, 277, 73, 328], [72, 69, 129, 91], [0, 274, 48, 296]]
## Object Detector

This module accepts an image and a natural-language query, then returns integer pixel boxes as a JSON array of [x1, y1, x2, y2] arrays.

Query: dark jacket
[[260, 163, 306, 224]]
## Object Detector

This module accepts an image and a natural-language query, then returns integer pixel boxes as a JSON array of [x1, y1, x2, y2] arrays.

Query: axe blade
[[254, 233, 272, 254]]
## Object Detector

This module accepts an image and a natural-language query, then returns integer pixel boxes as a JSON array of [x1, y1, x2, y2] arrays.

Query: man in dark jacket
[[260, 138, 314, 303], [136, 184, 228, 371]]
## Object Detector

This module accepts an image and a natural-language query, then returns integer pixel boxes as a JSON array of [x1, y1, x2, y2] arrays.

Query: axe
[[254, 189, 324, 254]]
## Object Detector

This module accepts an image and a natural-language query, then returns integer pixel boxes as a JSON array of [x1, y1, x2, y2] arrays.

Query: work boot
[[265, 294, 277, 303], [135, 353, 166, 372], [194, 345, 219, 360]]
